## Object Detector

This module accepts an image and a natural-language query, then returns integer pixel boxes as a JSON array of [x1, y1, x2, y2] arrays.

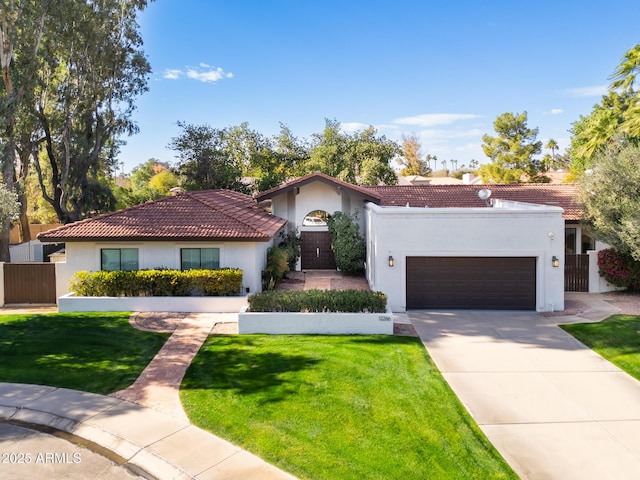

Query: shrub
[[277, 229, 302, 270], [327, 211, 366, 275], [69, 268, 243, 297], [597, 248, 640, 290], [248, 289, 387, 313], [262, 246, 290, 290]]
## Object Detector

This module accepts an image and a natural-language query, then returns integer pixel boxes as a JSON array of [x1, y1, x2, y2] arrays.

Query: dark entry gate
[[301, 231, 336, 269], [565, 254, 589, 292], [4, 263, 57, 304]]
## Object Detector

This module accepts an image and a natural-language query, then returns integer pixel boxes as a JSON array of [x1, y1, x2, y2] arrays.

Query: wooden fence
[[3, 263, 57, 304]]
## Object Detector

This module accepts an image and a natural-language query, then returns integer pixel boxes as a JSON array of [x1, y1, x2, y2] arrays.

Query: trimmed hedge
[[247, 289, 387, 313], [70, 268, 243, 297]]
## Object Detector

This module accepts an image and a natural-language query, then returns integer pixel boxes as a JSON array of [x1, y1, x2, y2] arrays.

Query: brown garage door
[[406, 257, 536, 310]]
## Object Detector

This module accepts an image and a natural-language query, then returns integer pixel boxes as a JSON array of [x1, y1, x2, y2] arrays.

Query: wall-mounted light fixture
[[388, 255, 394, 267], [552, 256, 559, 268]]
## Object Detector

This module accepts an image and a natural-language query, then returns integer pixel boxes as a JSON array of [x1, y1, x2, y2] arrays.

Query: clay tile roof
[[37, 190, 287, 243], [255, 172, 382, 203], [364, 183, 583, 220]]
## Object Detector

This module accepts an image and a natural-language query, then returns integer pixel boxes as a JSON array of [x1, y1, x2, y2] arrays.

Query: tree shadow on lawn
[[181, 334, 421, 404], [0, 313, 169, 394]]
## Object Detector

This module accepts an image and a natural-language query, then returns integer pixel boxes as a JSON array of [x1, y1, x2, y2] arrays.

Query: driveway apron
[[409, 309, 640, 480]]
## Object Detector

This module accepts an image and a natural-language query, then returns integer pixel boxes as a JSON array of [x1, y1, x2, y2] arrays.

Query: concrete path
[[0, 382, 296, 480], [409, 298, 640, 480]]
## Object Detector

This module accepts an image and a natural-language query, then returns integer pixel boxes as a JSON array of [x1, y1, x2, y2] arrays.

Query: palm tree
[[610, 44, 640, 137], [426, 154, 438, 174], [546, 139, 558, 162], [610, 44, 640, 91]]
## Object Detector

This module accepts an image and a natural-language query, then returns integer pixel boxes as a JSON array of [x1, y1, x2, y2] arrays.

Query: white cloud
[[393, 113, 480, 127], [562, 85, 607, 97], [162, 69, 183, 80], [163, 64, 233, 83], [550, 108, 563, 115], [340, 122, 369, 133]]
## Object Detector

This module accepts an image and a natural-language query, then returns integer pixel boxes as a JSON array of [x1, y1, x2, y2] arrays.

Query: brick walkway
[[111, 312, 238, 421], [115, 271, 371, 418]]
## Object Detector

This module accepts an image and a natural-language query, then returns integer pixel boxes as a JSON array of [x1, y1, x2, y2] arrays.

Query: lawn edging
[[58, 292, 248, 313], [238, 306, 394, 334]]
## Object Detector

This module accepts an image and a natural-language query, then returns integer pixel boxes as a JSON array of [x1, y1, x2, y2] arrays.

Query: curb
[[0, 383, 296, 480]]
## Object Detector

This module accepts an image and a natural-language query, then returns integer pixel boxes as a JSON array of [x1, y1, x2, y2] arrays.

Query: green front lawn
[[561, 314, 640, 381], [0, 313, 169, 394], [181, 335, 516, 480]]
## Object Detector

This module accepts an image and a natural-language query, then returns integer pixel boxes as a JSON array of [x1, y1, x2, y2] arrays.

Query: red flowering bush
[[597, 248, 640, 290]]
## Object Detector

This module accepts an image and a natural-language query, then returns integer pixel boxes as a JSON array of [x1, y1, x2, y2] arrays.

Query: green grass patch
[[561, 314, 640, 381], [0, 313, 169, 394], [181, 335, 516, 480]]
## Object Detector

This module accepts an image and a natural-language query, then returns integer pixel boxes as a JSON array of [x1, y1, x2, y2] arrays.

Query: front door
[[301, 231, 336, 269]]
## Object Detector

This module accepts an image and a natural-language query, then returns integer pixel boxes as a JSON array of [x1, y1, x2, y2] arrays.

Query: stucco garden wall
[[365, 200, 566, 313], [238, 307, 394, 334], [58, 292, 248, 313]]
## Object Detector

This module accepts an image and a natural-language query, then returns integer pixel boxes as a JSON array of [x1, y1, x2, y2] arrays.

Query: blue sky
[[117, 0, 640, 173]]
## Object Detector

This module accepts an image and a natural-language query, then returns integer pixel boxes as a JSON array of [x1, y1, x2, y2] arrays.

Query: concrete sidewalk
[[0, 382, 296, 480], [409, 296, 640, 480]]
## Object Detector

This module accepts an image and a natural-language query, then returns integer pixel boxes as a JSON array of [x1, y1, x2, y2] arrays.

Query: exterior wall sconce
[[552, 256, 559, 268], [388, 255, 394, 267]]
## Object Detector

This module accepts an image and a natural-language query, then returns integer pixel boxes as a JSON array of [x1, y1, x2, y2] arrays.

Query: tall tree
[[481, 111, 543, 182], [396, 134, 431, 176], [610, 44, 640, 138], [31, 0, 151, 224], [569, 44, 640, 177], [0, 0, 152, 253], [0, 0, 48, 258], [306, 119, 350, 179], [569, 90, 635, 175], [0, 182, 19, 227], [169, 122, 246, 192], [272, 123, 309, 180], [306, 119, 398, 185], [579, 143, 640, 260], [610, 44, 640, 92], [546, 138, 558, 162], [345, 126, 398, 185]]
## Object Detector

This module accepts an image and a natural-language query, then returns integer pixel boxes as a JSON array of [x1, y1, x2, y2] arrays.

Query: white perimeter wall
[[56, 240, 272, 296], [365, 201, 566, 313]]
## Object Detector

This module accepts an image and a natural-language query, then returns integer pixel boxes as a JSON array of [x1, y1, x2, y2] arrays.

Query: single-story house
[[38, 189, 286, 297], [39, 172, 605, 313]]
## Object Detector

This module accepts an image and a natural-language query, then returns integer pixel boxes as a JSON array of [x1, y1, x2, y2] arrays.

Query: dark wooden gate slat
[[564, 254, 589, 292]]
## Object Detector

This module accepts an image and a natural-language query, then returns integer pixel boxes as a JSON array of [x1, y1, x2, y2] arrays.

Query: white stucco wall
[[270, 181, 367, 236], [57, 240, 272, 296], [365, 200, 566, 313]]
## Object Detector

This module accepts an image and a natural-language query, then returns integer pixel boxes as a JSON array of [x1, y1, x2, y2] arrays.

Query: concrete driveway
[[408, 305, 640, 480]]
